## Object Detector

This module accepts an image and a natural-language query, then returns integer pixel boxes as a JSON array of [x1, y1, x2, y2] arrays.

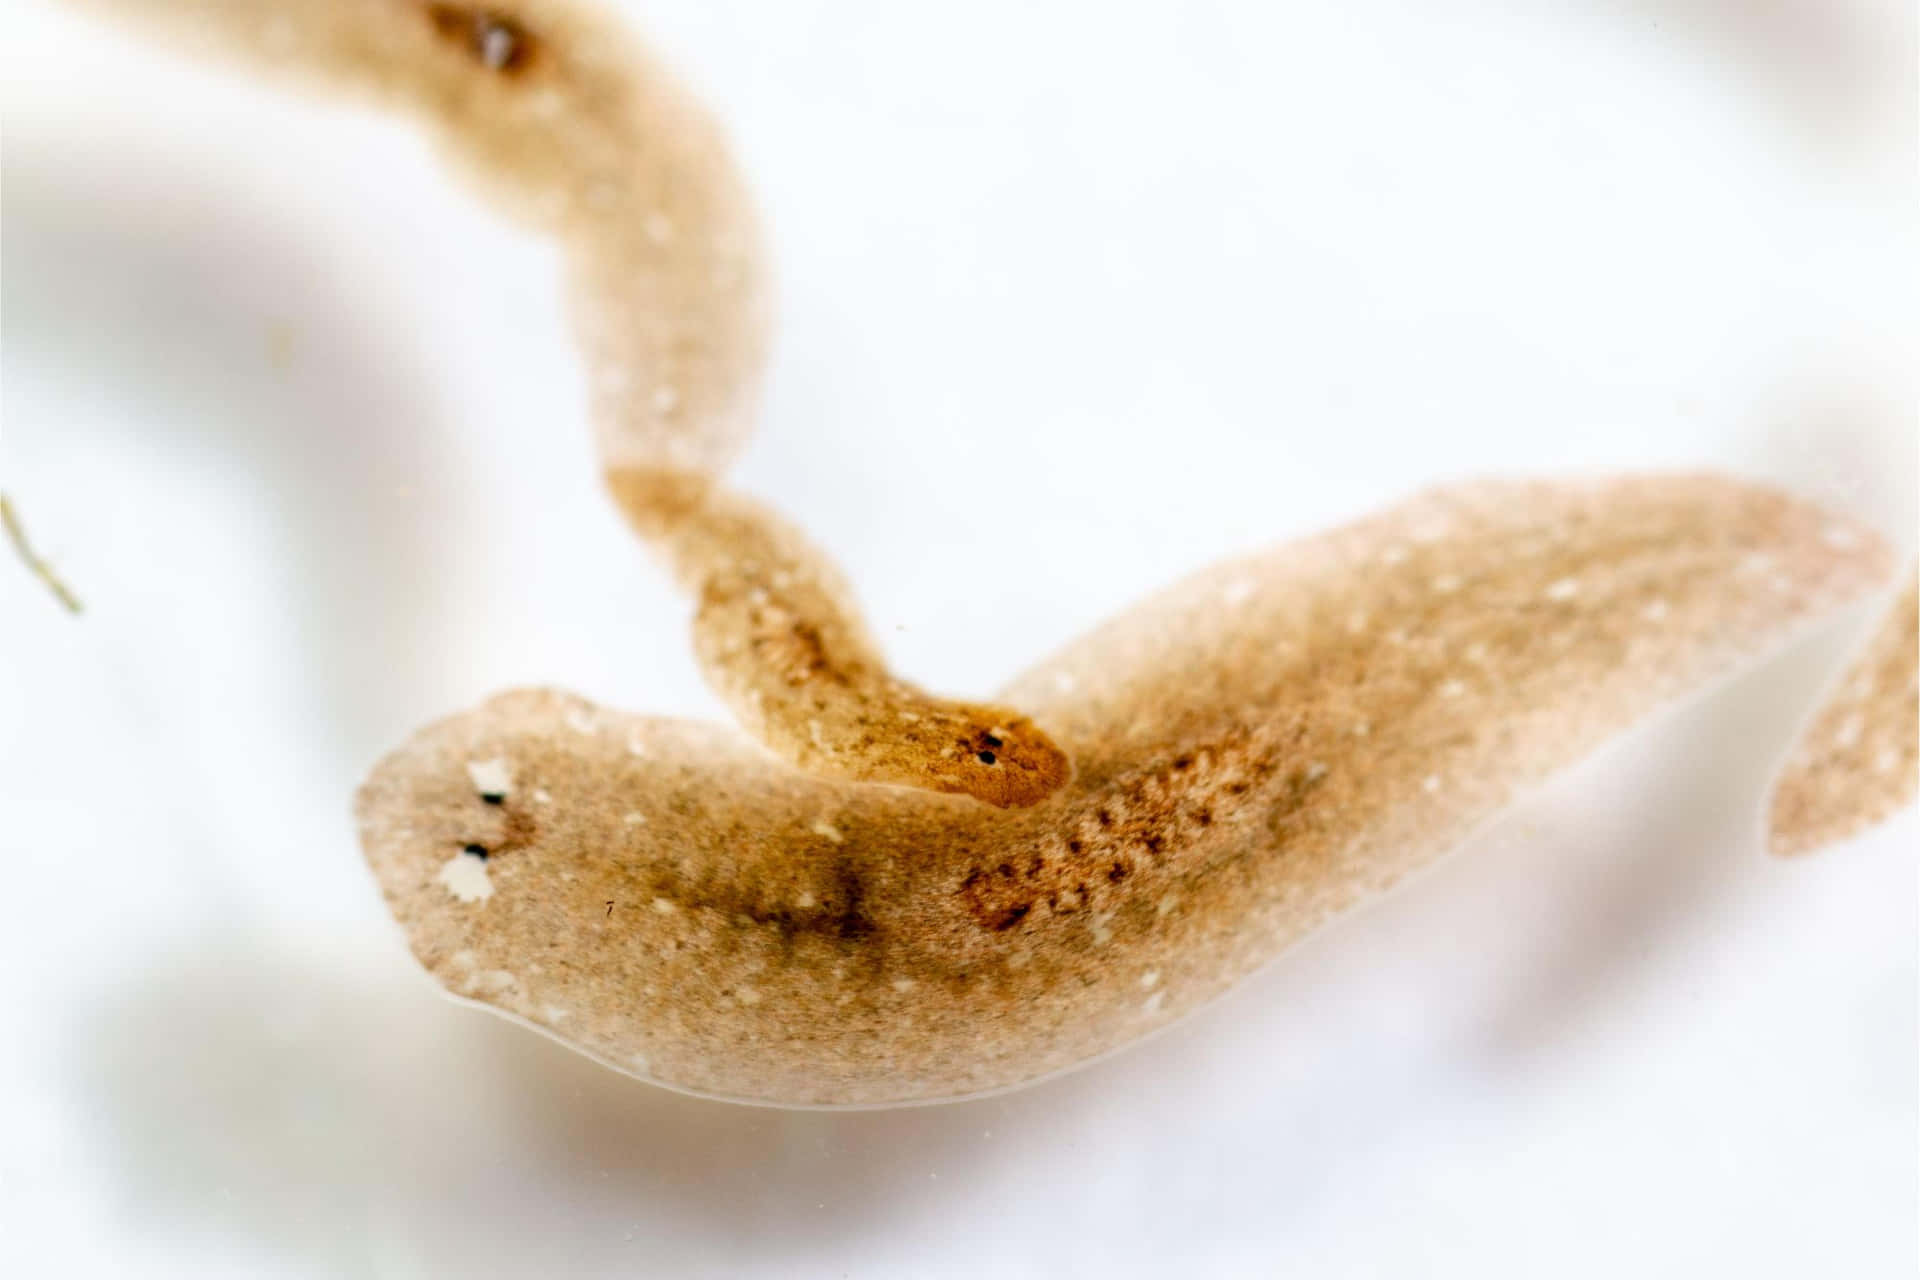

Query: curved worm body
[[358, 476, 1890, 1105], [1770, 570, 1918, 856], [84, 0, 1068, 808], [606, 468, 1072, 807], [77, 0, 1912, 1106]]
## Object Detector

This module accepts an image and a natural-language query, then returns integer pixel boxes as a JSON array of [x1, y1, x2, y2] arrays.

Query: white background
[[2, 1, 1914, 1276]]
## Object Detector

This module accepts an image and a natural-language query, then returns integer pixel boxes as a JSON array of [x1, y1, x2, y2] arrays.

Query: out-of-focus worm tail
[[1769, 568, 1918, 855]]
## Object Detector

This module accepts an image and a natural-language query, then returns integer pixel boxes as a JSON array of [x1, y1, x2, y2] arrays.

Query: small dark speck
[[480, 793, 505, 806], [977, 750, 997, 765], [463, 843, 489, 861]]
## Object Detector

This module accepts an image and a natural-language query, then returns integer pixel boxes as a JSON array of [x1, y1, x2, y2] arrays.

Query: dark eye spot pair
[[978, 733, 1002, 765]]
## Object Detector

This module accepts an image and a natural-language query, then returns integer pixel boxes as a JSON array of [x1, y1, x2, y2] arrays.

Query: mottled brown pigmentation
[[84, 0, 1915, 1108], [1770, 571, 1918, 856], [359, 477, 1893, 1105], [83, 0, 1071, 810], [605, 467, 1072, 808]]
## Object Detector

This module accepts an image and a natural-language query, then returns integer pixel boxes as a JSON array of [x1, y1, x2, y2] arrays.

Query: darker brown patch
[[466, 802, 541, 860], [496, 804, 541, 855], [830, 860, 875, 941], [741, 611, 841, 687], [639, 858, 874, 944], [985, 903, 1032, 931], [955, 730, 1282, 934], [426, 4, 539, 75]]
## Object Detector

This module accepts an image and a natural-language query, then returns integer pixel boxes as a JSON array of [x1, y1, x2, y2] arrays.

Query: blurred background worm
[[1770, 569, 1918, 856], [73, 0, 1070, 807]]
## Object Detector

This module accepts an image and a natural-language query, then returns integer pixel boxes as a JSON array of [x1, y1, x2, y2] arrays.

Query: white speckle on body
[[469, 969, 518, 996], [1834, 713, 1865, 749], [1439, 679, 1466, 699], [466, 757, 512, 797], [1423, 774, 1442, 794], [1053, 671, 1077, 694], [438, 852, 494, 904], [623, 812, 647, 825], [893, 978, 917, 993], [1381, 545, 1407, 566], [1141, 992, 1165, 1016], [1430, 574, 1461, 594], [1545, 578, 1580, 602], [1140, 970, 1160, 990], [532, 788, 553, 805], [811, 819, 845, 844], [1305, 761, 1329, 782], [1222, 579, 1255, 607], [627, 733, 649, 757], [643, 211, 675, 243], [651, 897, 678, 915], [1642, 598, 1670, 622], [735, 987, 762, 1006], [651, 385, 680, 414]]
